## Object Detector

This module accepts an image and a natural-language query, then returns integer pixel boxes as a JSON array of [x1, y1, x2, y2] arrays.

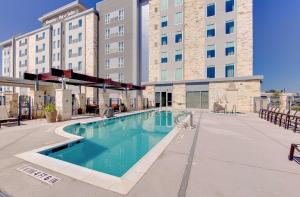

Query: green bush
[[292, 106, 300, 111], [45, 104, 56, 113]]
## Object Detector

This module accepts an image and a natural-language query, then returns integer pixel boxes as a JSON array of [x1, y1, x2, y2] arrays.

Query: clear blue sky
[[0, 0, 299, 92]]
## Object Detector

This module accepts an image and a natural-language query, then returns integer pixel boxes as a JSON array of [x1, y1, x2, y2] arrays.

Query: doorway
[[155, 92, 173, 107]]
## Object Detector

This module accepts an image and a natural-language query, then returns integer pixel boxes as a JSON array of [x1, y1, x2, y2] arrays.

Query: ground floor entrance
[[155, 92, 172, 107]]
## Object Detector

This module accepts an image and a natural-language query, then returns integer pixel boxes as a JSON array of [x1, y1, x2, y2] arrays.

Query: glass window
[[35, 34, 38, 41], [35, 57, 38, 64], [161, 69, 168, 81], [68, 63, 72, 69], [226, 20, 234, 34], [175, 12, 183, 25], [69, 23, 72, 30], [68, 49, 72, 58], [78, 47, 82, 56], [69, 36, 72, 44], [161, 34, 168, 45], [175, 0, 183, 6], [175, 49, 183, 62], [42, 32, 45, 39], [175, 32, 182, 43], [226, 0, 234, 12], [161, 52, 168, 63], [225, 64, 235, 77], [35, 46, 38, 53], [207, 45, 215, 58], [207, 24, 215, 37], [207, 66, 215, 78], [78, 19, 82, 27], [226, 42, 235, 56], [161, 16, 168, 28], [78, 61, 82, 71], [207, 3, 215, 17], [42, 55, 45, 63], [161, 0, 168, 10], [78, 33, 82, 41], [42, 67, 45, 73], [175, 68, 183, 80], [42, 43, 45, 51]]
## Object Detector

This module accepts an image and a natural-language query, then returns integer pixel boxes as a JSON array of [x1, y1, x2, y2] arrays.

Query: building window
[[53, 29, 56, 36], [105, 29, 110, 39], [78, 47, 82, 56], [57, 53, 60, 60], [42, 43, 45, 51], [207, 3, 215, 17], [118, 41, 124, 52], [161, 52, 168, 63], [69, 23, 72, 30], [226, 0, 234, 12], [161, 0, 168, 10], [58, 28, 60, 35], [207, 45, 215, 58], [69, 36, 72, 44], [226, 20, 234, 34], [42, 32, 45, 39], [175, 68, 183, 81], [35, 46, 38, 53], [78, 19, 82, 27], [105, 59, 110, 68], [225, 42, 235, 56], [175, 12, 183, 25], [105, 13, 110, 24], [68, 63, 72, 69], [78, 61, 82, 71], [105, 44, 110, 54], [42, 55, 45, 63], [53, 54, 56, 61], [161, 16, 168, 28], [161, 69, 168, 81], [175, 31, 182, 43], [119, 25, 124, 36], [35, 69, 38, 74], [161, 34, 168, 45], [42, 67, 45, 73], [35, 34, 38, 41], [118, 57, 124, 67], [119, 9, 125, 20], [175, 0, 183, 6], [35, 57, 38, 64], [53, 41, 56, 49], [68, 49, 72, 58], [78, 33, 82, 42], [207, 24, 215, 37], [225, 64, 235, 77], [57, 40, 60, 48], [175, 49, 183, 62], [207, 66, 215, 78]]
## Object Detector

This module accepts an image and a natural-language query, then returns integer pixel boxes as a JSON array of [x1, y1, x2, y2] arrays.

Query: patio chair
[[286, 111, 299, 130], [259, 106, 270, 119], [290, 114, 300, 133], [0, 106, 21, 128], [264, 107, 274, 120], [279, 110, 293, 128]]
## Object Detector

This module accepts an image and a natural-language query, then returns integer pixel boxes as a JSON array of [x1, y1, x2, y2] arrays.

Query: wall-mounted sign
[[44, 9, 79, 25]]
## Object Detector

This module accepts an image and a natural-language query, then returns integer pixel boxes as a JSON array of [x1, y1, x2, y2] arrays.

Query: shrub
[[45, 104, 56, 113]]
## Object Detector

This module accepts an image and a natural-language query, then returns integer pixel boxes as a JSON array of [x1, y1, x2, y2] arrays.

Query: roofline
[[14, 25, 51, 40], [0, 39, 13, 47], [64, 8, 98, 23], [142, 75, 264, 86], [38, 0, 87, 23]]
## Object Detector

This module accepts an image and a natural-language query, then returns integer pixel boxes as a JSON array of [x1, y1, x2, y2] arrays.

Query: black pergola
[[24, 68, 145, 91]]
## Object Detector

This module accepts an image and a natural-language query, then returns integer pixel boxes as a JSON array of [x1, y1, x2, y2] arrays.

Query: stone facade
[[143, 86, 155, 107], [209, 80, 261, 112], [237, 0, 253, 77], [148, 0, 160, 82], [29, 90, 45, 119], [172, 84, 186, 110], [4, 93, 19, 117], [184, 0, 206, 80]]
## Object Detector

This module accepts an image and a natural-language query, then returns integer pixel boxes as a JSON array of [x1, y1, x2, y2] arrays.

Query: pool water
[[41, 111, 179, 177]]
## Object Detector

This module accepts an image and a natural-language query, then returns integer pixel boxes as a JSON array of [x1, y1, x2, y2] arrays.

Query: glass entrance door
[[155, 92, 173, 107]]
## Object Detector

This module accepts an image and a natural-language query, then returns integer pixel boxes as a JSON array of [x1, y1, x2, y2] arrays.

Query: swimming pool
[[40, 111, 180, 177]]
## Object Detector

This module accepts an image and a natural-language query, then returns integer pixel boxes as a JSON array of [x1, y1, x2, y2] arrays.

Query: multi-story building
[[0, 39, 14, 93], [143, 0, 262, 112], [0, 0, 98, 101]]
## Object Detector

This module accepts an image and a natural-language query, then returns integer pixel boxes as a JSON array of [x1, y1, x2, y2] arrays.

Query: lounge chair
[[286, 111, 299, 130], [0, 106, 21, 128], [274, 109, 289, 125], [213, 102, 225, 113], [268, 108, 279, 122]]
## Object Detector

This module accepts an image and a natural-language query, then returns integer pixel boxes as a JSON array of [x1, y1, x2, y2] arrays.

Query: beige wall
[[237, 0, 253, 77], [148, 0, 160, 82], [209, 80, 261, 112], [173, 84, 186, 110], [184, 0, 205, 80], [143, 86, 155, 107], [85, 13, 98, 101]]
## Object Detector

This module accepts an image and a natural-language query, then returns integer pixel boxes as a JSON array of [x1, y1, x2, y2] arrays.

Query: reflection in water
[[46, 111, 182, 177]]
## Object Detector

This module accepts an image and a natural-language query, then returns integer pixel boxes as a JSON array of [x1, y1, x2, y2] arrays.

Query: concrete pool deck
[[0, 112, 300, 196]]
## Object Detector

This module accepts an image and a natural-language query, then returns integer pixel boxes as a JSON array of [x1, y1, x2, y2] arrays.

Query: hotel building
[[142, 0, 262, 112], [0, 0, 262, 112], [0, 0, 98, 101]]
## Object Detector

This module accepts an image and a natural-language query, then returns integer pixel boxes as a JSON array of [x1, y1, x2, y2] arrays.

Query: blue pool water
[[41, 111, 179, 177]]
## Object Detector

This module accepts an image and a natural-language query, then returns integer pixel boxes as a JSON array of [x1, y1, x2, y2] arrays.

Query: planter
[[45, 111, 57, 123], [78, 108, 83, 114]]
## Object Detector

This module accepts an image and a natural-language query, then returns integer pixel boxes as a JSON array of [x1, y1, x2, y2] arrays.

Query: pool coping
[[16, 109, 190, 195]]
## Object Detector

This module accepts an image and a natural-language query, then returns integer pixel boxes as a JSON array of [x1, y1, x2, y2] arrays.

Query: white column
[[76, 93, 86, 114], [56, 89, 72, 121]]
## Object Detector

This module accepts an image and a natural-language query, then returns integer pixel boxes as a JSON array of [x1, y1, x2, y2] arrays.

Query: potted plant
[[45, 104, 57, 123], [78, 107, 83, 115]]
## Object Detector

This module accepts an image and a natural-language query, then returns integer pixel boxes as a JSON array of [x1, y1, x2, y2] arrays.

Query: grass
[[292, 106, 300, 111]]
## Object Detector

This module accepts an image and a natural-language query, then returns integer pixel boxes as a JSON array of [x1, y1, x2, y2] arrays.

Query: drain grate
[[17, 165, 61, 185]]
